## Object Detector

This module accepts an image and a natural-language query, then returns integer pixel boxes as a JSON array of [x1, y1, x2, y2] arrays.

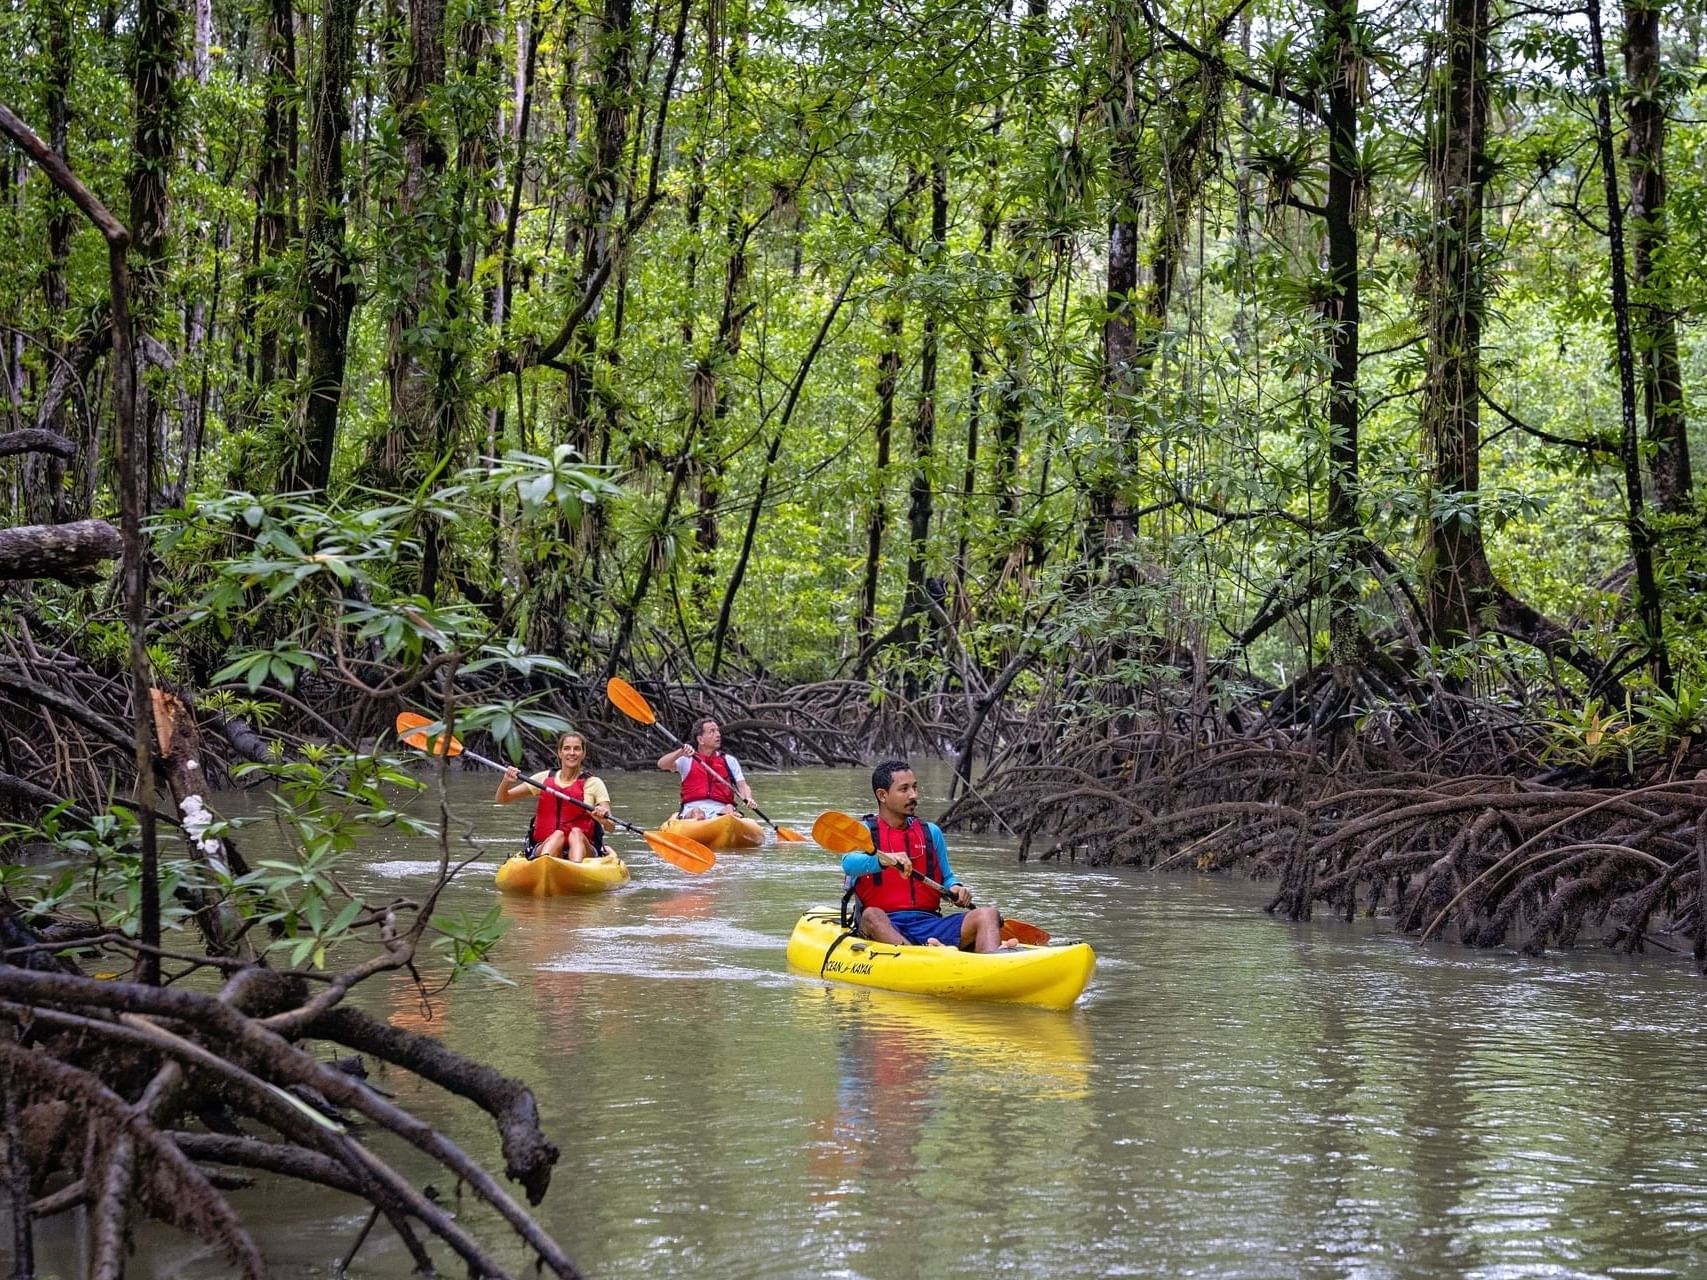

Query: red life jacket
[[852, 817, 944, 915], [531, 772, 599, 843], [680, 751, 737, 806]]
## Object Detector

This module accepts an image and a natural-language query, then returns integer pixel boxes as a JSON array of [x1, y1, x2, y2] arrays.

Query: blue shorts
[[884, 910, 966, 947]]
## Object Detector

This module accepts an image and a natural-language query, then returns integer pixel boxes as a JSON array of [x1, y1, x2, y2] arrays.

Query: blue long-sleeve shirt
[[841, 823, 961, 890]]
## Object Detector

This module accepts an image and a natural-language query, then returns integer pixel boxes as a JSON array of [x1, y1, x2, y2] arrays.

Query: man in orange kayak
[[495, 732, 611, 862], [657, 718, 758, 820], [841, 760, 1015, 952]]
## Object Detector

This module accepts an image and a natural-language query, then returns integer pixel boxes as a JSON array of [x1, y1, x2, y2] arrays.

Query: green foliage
[[10, 0, 1707, 743], [430, 903, 515, 985], [1540, 698, 1641, 772]]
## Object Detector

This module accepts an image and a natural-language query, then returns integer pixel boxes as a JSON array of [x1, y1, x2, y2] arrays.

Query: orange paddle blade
[[773, 824, 809, 843], [811, 811, 873, 853], [1001, 919, 1051, 946], [605, 677, 657, 727], [643, 829, 717, 874], [396, 712, 463, 757]]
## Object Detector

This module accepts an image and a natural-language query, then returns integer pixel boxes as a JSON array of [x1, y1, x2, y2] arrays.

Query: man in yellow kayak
[[842, 760, 1016, 952], [656, 718, 758, 819], [496, 732, 612, 862]]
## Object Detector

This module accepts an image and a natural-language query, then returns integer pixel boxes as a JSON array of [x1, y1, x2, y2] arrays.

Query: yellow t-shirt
[[530, 772, 610, 808]]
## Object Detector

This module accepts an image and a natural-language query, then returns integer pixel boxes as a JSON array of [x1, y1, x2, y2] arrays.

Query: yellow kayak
[[494, 853, 630, 896], [660, 811, 765, 851], [785, 909, 1096, 1011]]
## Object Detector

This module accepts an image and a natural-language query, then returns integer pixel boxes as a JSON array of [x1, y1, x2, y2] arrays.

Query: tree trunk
[[25, 0, 75, 524], [1623, 0, 1691, 512], [1092, 17, 1225, 574], [563, 0, 636, 438], [692, 23, 753, 616], [127, 0, 180, 510], [899, 160, 948, 683], [290, 0, 360, 494], [246, 0, 298, 412], [1321, 0, 1362, 664], [857, 304, 902, 673], [1097, 9, 1141, 573], [988, 0, 1047, 567], [380, 0, 449, 490], [1407, 0, 1618, 687], [1420, 0, 1491, 644], [0, 520, 121, 583], [1588, 0, 1671, 689], [0, 102, 166, 987]]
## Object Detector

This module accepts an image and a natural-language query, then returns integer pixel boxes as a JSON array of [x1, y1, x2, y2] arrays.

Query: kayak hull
[[495, 853, 630, 896], [785, 909, 1095, 1010], [660, 812, 765, 851]]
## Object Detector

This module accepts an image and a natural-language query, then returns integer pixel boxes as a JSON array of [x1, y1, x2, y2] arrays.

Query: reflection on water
[[18, 762, 1707, 1280], [797, 983, 1092, 1098]]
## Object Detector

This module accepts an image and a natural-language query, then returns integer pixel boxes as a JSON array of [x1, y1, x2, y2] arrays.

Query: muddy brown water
[[17, 761, 1707, 1278]]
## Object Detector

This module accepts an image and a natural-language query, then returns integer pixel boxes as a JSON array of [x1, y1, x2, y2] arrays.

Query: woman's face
[[558, 736, 586, 769]]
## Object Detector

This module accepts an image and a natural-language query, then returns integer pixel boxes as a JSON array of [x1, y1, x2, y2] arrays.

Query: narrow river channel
[[26, 761, 1707, 1279]]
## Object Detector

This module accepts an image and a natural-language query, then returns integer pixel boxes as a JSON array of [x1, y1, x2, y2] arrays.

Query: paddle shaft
[[470, 748, 640, 835], [865, 853, 973, 907], [863, 856, 1046, 942]]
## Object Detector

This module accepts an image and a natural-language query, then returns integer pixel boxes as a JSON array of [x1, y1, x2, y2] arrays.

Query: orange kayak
[[660, 811, 765, 851]]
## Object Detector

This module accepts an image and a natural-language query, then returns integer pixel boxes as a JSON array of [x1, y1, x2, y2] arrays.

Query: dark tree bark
[[380, 0, 450, 490], [290, 0, 360, 495], [1320, 0, 1362, 664], [1623, 0, 1691, 512], [0, 520, 121, 584], [1420, 0, 1493, 643], [1091, 15, 1228, 575], [1588, 0, 1671, 688], [692, 23, 753, 613], [25, 0, 75, 523], [243, 0, 299, 411], [0, 102, 165, 986], [857, 302, 902, 672], [127, 0, 181, 509], [0, 429, 75, 459], [1406, 0, 1616, 683], [561, 0, 636, 436], [990, 0, 1047, 558], [898, 160, 948, 681]]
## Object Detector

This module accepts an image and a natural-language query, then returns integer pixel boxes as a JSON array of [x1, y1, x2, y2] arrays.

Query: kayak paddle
[[605, 676, 809, 842], [811, 810, 1052, 945], [394, 712, 717, 874]]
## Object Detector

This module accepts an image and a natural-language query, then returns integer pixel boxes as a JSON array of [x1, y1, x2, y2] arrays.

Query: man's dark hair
[[871, 759, 913, 795]]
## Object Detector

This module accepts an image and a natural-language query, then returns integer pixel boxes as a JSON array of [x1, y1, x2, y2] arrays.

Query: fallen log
[[0, 519, 120, 584]]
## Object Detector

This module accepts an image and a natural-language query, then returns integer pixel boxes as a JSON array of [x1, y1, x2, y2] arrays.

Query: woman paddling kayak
[[495, 732, 612, 862]]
